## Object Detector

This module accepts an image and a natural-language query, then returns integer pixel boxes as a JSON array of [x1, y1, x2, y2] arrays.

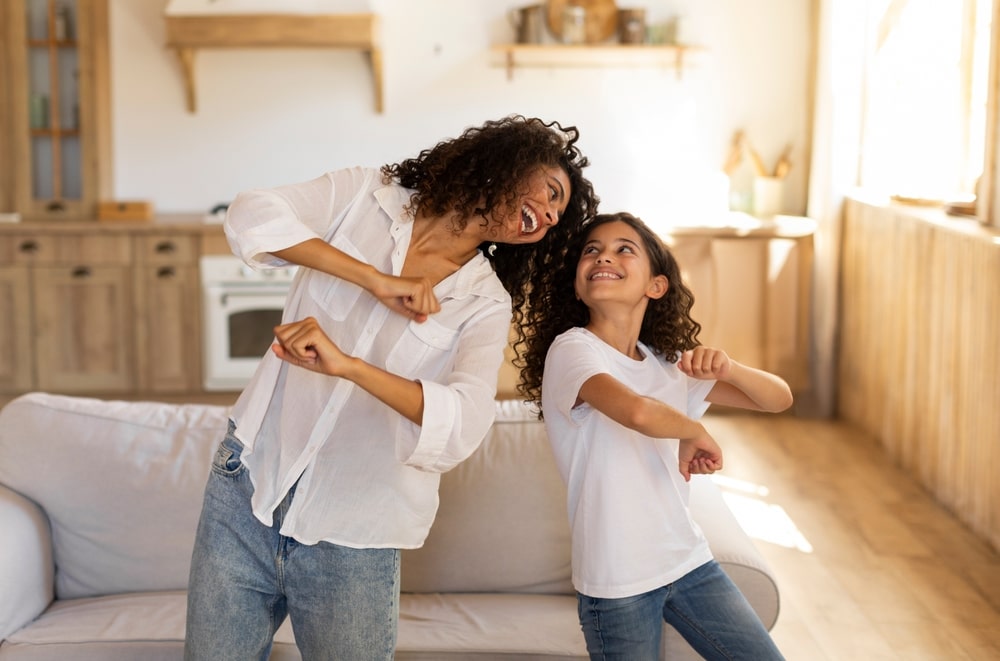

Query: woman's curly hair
[[381, 115, 599, 376], [518, 212, 702, 412]]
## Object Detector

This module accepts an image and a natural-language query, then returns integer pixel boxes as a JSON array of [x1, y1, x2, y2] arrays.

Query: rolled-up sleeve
[[396, 301, 512, 473], [224, 168, 374, 268]]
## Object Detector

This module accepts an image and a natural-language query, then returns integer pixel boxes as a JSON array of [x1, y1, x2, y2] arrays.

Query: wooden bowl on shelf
[[546, 0, 619, 44]]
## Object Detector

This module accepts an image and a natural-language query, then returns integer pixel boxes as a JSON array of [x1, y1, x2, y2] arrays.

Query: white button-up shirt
[[225, 167, 512, 548]]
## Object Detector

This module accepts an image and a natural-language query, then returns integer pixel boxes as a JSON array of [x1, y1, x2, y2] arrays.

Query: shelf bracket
[[174, 47, 197, 113]]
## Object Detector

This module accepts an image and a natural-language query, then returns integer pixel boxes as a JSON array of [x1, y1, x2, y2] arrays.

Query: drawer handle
[[157, 266, 176, 279], [18, 240, 39, 254], [71, 266, 91, 278], [46, 200, 66, 212], [155, 241, 176, 254]]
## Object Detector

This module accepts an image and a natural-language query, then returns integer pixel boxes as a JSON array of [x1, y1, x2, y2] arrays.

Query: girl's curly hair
[[381, 115, 599, 374], [518, 211, 702, 411]]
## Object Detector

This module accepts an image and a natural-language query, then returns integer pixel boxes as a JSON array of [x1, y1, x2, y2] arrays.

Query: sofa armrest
[[0, 483, 54, 640], [689, 475, 779, 629]]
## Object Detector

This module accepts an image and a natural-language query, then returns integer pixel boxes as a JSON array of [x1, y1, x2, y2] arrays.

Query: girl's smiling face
[[574, 220, 668, 310]]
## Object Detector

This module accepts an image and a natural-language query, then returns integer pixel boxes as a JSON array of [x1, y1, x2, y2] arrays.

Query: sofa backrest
[[401, 400, 574, 595], [0, 392, 229, 599], [0, 393, 573, 600]]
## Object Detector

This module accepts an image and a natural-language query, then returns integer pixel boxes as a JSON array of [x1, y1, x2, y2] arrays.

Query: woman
[[184, 115, 599, 661]]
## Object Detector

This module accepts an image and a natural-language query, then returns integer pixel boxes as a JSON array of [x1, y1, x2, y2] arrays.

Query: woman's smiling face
[[493, 165, 572, 245]]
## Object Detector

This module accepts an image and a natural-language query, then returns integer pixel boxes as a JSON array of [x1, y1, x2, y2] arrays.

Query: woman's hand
[[368, 271, 441, 323], [271, 317, 352, 377], [678, 347, 732, 380], [270, 238, 441, 323]]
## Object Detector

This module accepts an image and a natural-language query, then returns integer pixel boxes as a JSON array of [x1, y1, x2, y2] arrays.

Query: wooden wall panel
[[839, 198, 1000, 551]]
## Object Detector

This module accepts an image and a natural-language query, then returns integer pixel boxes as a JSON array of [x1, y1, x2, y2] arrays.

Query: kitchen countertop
[[0, 212, 816, 238], [0, 213, 222, 233]]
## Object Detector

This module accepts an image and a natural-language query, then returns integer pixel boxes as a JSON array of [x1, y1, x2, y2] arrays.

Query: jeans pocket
[[211, 422, 246, 477]]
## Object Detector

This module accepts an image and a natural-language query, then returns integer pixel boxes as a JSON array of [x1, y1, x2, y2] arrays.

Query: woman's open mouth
[[521, 206, 538, 234]]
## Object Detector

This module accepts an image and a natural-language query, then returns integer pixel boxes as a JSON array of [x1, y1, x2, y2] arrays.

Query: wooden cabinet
[[2, 232, 133, 393], [133, 233, 202, 393], [0, 221, 210, 397], [1, 0, 110, 220], [665, 217, 815, 393]]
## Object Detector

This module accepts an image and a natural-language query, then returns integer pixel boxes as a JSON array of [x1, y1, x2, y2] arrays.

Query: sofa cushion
[[396, 593, 586, 659], [0, 393, 229, 600], [401, 400, 573, 595], [0, 591, 300, 661], [0, 591, 585, 661]]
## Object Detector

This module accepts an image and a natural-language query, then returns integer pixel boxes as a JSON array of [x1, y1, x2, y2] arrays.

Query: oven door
[[203, 285, 287, 391]]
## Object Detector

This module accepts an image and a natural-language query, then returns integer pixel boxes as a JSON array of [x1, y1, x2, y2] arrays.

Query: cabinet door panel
[[0, 265, 33, 393], [33, 264, 133, 392], [134, 263, 201, 392]]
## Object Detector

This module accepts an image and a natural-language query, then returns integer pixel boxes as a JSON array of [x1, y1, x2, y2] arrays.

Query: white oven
[[200, 255, 297, 391]]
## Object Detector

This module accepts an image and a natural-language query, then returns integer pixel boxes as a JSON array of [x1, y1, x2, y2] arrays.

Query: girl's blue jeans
[[577, 560, 784, 660], [184, 424, 400, 661]]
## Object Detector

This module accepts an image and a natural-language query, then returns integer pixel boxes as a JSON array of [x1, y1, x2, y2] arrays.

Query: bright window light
[[860, 0, 993, 201]]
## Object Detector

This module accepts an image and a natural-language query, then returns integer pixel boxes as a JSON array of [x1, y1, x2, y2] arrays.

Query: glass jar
[[562, 6, 587, 45]]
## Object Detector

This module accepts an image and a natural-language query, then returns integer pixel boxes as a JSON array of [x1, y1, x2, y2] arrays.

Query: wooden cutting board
[[546, 0, 619, 43]]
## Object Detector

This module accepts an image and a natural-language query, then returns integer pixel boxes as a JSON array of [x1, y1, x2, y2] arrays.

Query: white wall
[[111, 0, 813, 224]]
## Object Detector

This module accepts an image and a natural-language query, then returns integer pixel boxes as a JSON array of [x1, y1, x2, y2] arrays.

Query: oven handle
[[206, 286, 289, 309]]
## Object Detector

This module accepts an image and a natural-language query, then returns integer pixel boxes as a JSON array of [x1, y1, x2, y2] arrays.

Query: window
[[859, 0, 994, 213]]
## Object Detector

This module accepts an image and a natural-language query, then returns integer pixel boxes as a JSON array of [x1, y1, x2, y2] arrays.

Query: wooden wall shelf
[[164, 13, 383, 113], [491, 43, 699, 80]]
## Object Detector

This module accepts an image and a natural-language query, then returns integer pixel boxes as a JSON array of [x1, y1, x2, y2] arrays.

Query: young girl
[[520, 212, 791, 660], [184, 116, 599, 661]]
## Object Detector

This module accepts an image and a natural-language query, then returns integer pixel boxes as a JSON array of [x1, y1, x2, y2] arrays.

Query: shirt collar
[[373, 184, 509, 304]]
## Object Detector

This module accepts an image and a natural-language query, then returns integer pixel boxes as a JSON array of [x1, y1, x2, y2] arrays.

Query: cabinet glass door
[[4, 0, 107, 219], [25, 0, 81, 212]]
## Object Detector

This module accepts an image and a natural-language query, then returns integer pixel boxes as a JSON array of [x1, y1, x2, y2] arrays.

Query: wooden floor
[[705, 412, 1000, 661]]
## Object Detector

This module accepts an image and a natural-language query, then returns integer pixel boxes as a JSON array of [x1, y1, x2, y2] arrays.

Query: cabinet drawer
[[137, 234, 198, 265], [10, 234, 132, 265]]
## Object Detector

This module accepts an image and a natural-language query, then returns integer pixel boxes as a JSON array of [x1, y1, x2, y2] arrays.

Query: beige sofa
[[0, 392, 779, 660]]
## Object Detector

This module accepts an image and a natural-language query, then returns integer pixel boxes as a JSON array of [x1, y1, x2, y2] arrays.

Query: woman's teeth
[[521, 207, 538, 233]]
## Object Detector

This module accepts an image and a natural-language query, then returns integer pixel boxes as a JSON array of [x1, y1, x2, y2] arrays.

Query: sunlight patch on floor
[[713, 477, 814, 553]]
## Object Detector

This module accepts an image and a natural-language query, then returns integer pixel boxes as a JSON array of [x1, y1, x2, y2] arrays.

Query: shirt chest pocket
[[306, 236, 367, 321], [387, 317, 459, 379]]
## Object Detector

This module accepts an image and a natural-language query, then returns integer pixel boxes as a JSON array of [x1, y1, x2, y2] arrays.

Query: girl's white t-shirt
[[541, 327, 716, 599]]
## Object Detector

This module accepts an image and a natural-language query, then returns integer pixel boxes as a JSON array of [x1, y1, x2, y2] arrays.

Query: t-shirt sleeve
[[686, 375, 716, 420], [543, 331, 609, 421]]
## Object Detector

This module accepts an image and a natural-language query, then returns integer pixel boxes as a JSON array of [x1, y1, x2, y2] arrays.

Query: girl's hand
[[677, 430, 723, 481], [678, 347, 732, 380], [271, 317, 350, 377], [687, 454, 723, 476], [369, 272, 441, 323]]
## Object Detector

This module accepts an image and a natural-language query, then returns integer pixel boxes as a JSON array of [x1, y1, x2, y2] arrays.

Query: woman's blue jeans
[[577, 560, 784, 660], [184, 425, 400, 661]]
